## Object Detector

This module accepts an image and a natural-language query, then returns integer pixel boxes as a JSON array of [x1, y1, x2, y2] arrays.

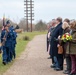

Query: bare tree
[[35, 20, 47, 31], [18, 18, 27, 31]]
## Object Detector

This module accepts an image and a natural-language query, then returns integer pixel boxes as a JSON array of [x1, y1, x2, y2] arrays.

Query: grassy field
[[0, 31, 47, 74]]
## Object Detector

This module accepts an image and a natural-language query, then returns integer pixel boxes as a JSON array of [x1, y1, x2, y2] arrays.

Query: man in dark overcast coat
[[50, 17, 63, 71]]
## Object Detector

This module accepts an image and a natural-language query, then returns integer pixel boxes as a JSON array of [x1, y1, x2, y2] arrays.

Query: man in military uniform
[[10, 26, 17, 59], [1, 20, 13, 65], [12, 29, 17, 59], [6, 21, 17, 61]]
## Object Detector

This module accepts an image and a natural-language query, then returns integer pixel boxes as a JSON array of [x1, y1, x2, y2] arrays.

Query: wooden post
[[24, 0, 34, 32]]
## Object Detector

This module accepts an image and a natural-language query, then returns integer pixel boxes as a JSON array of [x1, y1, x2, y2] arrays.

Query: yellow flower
[[61, 33, 72, 42]]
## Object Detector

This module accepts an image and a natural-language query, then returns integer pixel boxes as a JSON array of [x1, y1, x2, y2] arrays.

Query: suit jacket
[[1, 29, 13, 47]]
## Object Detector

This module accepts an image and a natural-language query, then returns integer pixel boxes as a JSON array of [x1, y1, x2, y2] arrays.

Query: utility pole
[[24, 0, 34, 32]]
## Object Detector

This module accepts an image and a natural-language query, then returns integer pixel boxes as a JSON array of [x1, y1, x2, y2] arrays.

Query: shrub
[[23, 36, 30, 41]]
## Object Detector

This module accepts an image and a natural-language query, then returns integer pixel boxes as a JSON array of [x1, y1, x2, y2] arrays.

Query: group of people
[[0, 20, 17, 65], [47, 17, 76, 75]]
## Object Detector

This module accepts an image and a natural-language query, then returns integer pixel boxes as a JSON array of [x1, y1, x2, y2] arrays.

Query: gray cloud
[[0, 0, 76, 23]]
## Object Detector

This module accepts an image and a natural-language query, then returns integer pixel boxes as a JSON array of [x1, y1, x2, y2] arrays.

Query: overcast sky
[[0, 0, 76, 23]]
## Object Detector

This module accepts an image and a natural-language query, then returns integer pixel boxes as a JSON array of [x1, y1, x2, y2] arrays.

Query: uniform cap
[[6, 20, 10, 24]]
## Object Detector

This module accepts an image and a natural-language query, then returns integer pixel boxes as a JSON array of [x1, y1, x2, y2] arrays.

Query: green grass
[[0, 31, 47, 75]]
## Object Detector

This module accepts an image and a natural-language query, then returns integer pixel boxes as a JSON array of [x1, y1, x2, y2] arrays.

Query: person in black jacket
[[50, 17, 63, 71], [47, 19, 56, 59]]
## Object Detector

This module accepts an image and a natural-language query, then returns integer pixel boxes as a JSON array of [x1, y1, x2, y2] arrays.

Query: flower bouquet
[[61, 33, 72, 42]]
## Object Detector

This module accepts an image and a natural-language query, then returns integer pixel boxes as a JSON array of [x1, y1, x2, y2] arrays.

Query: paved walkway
[[3, 35, 66, 75]]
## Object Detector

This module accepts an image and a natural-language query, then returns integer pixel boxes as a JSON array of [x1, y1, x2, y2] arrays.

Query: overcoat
[[66, 29, 76, 54], [50, 22, 63, 57], [47, 27, 55, 52], [62, 27, 70, 56]]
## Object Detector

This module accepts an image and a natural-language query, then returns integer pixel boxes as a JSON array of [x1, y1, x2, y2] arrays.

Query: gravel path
[[3, 35, 66, 75]]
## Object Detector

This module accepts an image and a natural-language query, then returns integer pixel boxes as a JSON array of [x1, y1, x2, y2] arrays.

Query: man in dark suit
[[50, 17, 63, 71], [47, 19, 56, 59]]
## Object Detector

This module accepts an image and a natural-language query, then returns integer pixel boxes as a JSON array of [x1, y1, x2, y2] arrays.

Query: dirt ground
[[3, 35, 67, 75]]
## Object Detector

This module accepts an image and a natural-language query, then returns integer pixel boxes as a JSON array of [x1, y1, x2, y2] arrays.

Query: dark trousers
[[54, 55, 63, 69], [57, 54, 63, 69], [2, 47, 7, 62], [54, 56, 59, 68], [51, 56, 54, 64], [12, 45, 16, 59], [66, 56, 71, 72], [70, 55, 76, 73], [47, 40, 49, 52], [10, 45, 16, 60], [2, 46, 11, 63]]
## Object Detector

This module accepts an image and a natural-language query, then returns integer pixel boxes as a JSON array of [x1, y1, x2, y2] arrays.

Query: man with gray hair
[[50, 17, 63, 71], [47, 19, 56, 61]]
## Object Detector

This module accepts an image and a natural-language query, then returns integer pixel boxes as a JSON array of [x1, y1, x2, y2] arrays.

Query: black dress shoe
[[54, 67, 63, 71], [63, 70, 70, 74], [3, 61, 6, 65], [50, 64, 55, 68], [47, 57, 51, 59], [68, 73, 76, 75]]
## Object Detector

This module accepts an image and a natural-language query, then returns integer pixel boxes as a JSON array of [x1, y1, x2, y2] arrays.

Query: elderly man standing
[[47, 19, 58, 70], [47, 19, 57, 61], [50, 17, 63, 71]]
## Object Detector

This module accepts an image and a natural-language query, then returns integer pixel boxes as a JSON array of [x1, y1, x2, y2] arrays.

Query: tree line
[[0, 18, 48, 32]]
